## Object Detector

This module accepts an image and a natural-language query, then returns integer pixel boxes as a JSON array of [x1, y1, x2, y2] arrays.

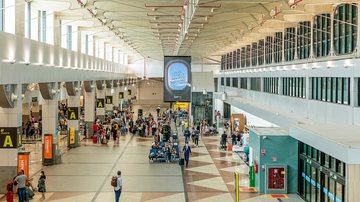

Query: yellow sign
[[97, 99, 104, 108], [173, 102, 189, 111], [69, 128, 75, 144]]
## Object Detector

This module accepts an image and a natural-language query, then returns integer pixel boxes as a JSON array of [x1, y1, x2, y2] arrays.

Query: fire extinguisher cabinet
[[265, 165, 288, 194]]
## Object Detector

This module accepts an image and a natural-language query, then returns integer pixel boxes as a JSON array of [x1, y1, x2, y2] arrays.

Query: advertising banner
[[0, 127, 18, 149], [173, 102, 189, 111], [69, 128, 75, 145], [18, 152, 30, 177], [44, 134, 53, 159], [164, 56, 191, 102]]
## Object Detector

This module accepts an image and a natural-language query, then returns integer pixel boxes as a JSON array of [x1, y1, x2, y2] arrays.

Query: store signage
[[67, 107, 79, 120], [96, 99, 105, 108], [0, 127, 18, 148], [69, 128, 75, 145], [119, 92, 124, 99], [18, 152, 30, 178], [43, 135, 53, 159], [105, 96, 113, 104]]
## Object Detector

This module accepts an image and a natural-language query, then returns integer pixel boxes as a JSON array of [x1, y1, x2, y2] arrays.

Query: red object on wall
[[268, 167, 285, 189], [261, 148, 265, 155], [254, 162, 258, 174]]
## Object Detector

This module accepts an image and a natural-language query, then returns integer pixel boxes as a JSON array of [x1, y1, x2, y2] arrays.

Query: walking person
[[182, 142, 192, 167], [37, 171, 46, 199], [14, 171, 26, 202], [114, 171, 123, 202], [193, 126, 200, 147]]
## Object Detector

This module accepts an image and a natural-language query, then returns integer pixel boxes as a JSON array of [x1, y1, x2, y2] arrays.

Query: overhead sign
[[164, 56, 191, 102], [18, 152, 30, 178], [105, 96, 113, 104], [43, 134, 53, 159], [67, 107, 79, 120], [119, 92, 124, 99], [0, 127, 18, 149], [96, 98, 105, 108]]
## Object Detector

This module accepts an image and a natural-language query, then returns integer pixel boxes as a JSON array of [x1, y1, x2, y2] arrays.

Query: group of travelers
[[92, 109, 131, 145], [6, 170, 46, 202], [23, 115, 42, 140]]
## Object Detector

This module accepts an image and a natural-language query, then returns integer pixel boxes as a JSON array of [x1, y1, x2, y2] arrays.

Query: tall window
[[283, 77, 305, 98], [250, 77, 261, 91], [220, 77, 224, 86], [265, 36, 273, 64], [0, 0, 3, 31], [313, 14, 331, 57], [264, 77, 278, 94], [233, 50, 237, 69], [246, 45, 251, 67], [274, 32, 283, 63], [236, 49, 240, 68], [229, 52, 233, 69], [240, 78, 247, 89], [241, 47, 246, 67], [67, 25, 72, 50], [221, 55, 225, 70], [226, 53, 230, 70], [284, 27, 296, 61], [232, 78, 238, 88], [226, 77, 231, 87], [258, 39, 264, 65], [334, 3, 358, 55], [251, 42, 258, 66], [3, 0, 15, 33], [297, 21, 311, 59]]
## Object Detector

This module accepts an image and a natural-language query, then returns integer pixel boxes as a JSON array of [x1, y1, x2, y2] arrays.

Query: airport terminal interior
[[0, 0, 360, 201]]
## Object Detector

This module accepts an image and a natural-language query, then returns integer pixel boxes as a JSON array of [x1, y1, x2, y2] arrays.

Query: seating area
[[148, 140, 180, 163]]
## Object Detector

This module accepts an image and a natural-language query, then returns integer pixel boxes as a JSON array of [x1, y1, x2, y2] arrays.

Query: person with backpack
[[14, 170, 27, 202], [112, 171, 123, 202], [193, 126, 200, 147]]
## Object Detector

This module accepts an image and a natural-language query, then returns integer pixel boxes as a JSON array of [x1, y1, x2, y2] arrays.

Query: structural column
[[66, 82, 81, 148], [84, 88, 95, 136], [105, 84, 114, 115], [113, 82, 120, 110], [0, 84, 22, 194], [96, 83, 106, 122]]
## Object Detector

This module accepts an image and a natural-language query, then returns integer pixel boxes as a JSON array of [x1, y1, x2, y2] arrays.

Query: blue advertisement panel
[[164, 56, 191, 102]]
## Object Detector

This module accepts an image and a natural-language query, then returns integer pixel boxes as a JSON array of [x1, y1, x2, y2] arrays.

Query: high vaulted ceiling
[[34, 0, 357, 63]]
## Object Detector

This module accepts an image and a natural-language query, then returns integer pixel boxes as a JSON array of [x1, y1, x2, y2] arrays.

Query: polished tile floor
[[1, 130, 304, 202]]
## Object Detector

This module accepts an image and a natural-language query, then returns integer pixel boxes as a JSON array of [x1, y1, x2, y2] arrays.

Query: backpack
[[111, 176, 118, 187]]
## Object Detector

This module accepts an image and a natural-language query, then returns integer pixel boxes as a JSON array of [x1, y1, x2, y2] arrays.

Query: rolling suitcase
[[179, 158, 184, 166], [92, 135, 97, 143], [227, 144, 233, 151]]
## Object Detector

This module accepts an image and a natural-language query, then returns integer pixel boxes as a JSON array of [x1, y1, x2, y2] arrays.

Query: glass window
[[313, 14, 331, 57], [327, 78, 332, 102], [265, 36, 273, 64], [252, 43, 258, 66], [334, 3, 358, 55], [329, 178, 336, 202], [0, 0, 3, 31], [297, 21, 311, 60], [343, 78, 350, 105], [232, 78, 238, 88], [324, 154, 330, 167], [317, 78, 322, 100], [274, 32, 283, 63], [258, 40, 264, 66], [67, 25, 72, 50], [241, 47, 246, 68], [236, 49, 241, 68], [337, 78, 343, 104], [284, 27, 296, 61], [322, 77, 327, 101], [337, 160, 345, 176], [226, 78, 231, 87], [336, 182, 344, 202], [246, 45, 251, 67]]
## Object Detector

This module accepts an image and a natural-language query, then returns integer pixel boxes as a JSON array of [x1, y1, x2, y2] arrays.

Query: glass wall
[[221, 77, 224, 86], [236, 49, 241, 68], [226, 77, 231, 87], [240, 78, 247, 89], [232, 78, 238, 88], [311, 77, 350, 105], [0, 0, 3, 31], [299, 142, 346, 202], [282, 77, 306, 98], [264, 77, 279, 94], [221, 3, 358, 72], [250, 77, 261, 91]]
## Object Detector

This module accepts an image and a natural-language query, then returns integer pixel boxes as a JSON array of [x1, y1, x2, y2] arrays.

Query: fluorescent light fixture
[[19, 61, 30, 65]]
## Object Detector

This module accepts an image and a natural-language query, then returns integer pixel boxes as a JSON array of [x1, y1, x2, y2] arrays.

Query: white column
[[84, 90, 95, 136], [96, 88, 105, 121]]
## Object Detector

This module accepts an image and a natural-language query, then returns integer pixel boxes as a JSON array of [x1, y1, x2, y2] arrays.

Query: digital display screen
[[164, 56, 191, 102]]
